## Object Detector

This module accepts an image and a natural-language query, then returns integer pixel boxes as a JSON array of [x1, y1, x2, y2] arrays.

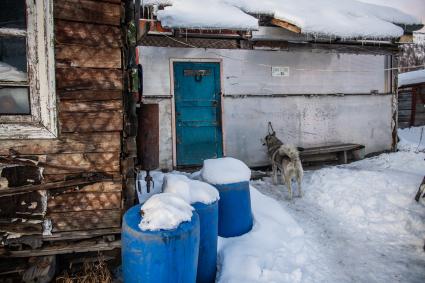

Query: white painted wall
[[223, 95, 392, 166], [139, 46, 393, 168], [140, 46, 388, 96]]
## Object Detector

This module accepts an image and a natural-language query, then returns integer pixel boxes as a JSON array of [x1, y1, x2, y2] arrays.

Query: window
[[0, 0, 57, 139]]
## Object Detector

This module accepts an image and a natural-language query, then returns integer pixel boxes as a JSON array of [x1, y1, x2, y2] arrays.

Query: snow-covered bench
[[300, 143, 365, 166]]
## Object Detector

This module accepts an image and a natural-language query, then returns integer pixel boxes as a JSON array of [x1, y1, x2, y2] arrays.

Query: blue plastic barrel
[[213, 181, 253, 237], [122, 205, 200, 283], [192, 201, 219, 283]]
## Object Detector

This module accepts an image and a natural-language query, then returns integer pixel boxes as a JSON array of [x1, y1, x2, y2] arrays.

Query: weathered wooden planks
[[0, 179, 114, 198], [59, 111, 123, 133], [0, 133, 120, 155], [1, 166, 42, 187], [0, 221, 43, 235], [0, 239, 121, 257], [0, 191, 46, 218], [48, 210, 121, 232], [48, 192, 121, 212], [48, 182, 122, 214], [55, 20, 122, 48], [271, 18, 302, 33], [56, 45, 121, 69], [43, 153, 120, 174], [0, 0, 126, 250], [54, 0, 121, 26], [58, 90, 122, 101], [55, 181, 122, 194], [60, 100, 123, 112], [56, 68, 122, 91]]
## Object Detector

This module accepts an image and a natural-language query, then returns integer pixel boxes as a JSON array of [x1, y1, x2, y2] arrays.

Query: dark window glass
[[0, 87, 30, 114], [0, 0, 26, 29], [0, 37, 27, 80]]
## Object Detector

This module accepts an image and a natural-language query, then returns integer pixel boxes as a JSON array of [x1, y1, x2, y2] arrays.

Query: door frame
[[169, 58, 226, 168]]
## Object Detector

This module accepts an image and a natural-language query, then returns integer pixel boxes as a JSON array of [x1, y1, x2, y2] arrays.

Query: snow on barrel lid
[[162, 173, 220, 205], [201, 157, 251, 185], [139, 193, 194, 231]]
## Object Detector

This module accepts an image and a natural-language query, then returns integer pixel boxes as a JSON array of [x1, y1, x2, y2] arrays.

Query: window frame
[[0, 0, 57, 139]]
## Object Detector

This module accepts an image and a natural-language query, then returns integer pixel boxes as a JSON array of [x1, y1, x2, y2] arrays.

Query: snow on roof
[[398, 69, 425, 87], [141, 0, 172, 6], [157, 0, 258, 31], [151, 0, 421, 38]]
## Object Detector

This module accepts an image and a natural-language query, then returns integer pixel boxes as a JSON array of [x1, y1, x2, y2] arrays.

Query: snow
[[162, 173, 220, 204], [0, 62, 27, 82], [217, 142, 425, 282], [201, 157, 251, 185], [142, 0, 173, 6], [227, 0, 418, 38], [139, 193, 194, 231], [398, 126, 425, 152], [151, 0, 420, 38], [157, 0, 258, 30], [218, 187, 307, 282], [136, 171, 165, 204], [398, 69, 425, 87]]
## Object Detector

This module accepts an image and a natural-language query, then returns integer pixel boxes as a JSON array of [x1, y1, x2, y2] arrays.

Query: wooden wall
[[398, 85, 425, 128], [0, 0, 128, 255]]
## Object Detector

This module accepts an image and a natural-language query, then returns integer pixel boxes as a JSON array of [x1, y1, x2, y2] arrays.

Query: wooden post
[[410, 87, 417, 127]]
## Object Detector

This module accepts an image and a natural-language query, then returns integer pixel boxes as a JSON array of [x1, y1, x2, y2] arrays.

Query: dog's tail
[[278, 144, 300, 160]]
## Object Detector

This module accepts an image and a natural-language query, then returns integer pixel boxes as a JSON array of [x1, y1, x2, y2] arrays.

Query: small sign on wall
[[271, 66, 290, 77]]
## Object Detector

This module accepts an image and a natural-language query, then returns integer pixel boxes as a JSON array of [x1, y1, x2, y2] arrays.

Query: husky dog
[[263, 127, 304, 200]]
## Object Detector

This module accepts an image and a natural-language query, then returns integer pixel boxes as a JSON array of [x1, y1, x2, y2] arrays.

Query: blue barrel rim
[[123, 204, 200, 237]]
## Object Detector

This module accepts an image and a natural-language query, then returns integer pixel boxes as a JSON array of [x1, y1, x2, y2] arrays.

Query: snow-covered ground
[[217, 130, 425, 282], [398, 126, 425, 152]]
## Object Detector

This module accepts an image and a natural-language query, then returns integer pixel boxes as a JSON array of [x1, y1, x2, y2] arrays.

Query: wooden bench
[[300, 143, 365, 166]]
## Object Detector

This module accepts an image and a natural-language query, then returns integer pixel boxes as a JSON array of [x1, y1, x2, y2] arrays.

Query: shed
[[398, 69, 425, 128], [137, 0, 423, 168]]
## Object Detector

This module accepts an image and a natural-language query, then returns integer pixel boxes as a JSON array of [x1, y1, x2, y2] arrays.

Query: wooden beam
[[60, 100, 123, 112], [55, 44, 121, 69], [0, 178, 112, 197], [270, 18, 301, 34], [55, 68, 123, 91], [58, 90, 122, 101], [55, 20, 122, 48], [54, 0, 121, 26], [48, 192, 121, 212], [48, 210, 121, 232], [0, 240, 121, 257], [59, 111, 123, 133], [397, 34, 414, 44], [43, 152, 120, 174], [0, 132, 121, 155]]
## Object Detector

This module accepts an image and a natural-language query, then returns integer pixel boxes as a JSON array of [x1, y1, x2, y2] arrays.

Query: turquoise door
[[174, 62, 223, 166]]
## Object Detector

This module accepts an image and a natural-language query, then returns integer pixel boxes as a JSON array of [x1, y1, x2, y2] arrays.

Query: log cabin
[[0, 0, 140, 273]]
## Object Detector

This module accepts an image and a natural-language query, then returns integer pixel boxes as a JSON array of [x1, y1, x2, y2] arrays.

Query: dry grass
[[56, 254, 112, 283]]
